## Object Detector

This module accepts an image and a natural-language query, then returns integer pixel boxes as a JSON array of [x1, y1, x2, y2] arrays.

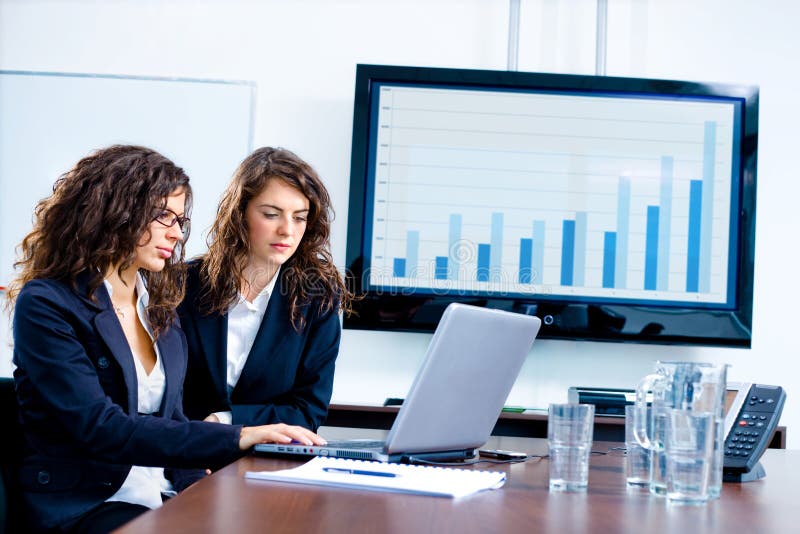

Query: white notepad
[[245, 457, 507, 498]]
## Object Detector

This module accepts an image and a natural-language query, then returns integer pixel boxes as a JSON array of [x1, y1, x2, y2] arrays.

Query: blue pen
[[322, 467, 397, 478]]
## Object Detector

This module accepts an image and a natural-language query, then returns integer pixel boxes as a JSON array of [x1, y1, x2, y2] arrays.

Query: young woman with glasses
[[177, 147, 352, 430], [7, 145, 324, 533]]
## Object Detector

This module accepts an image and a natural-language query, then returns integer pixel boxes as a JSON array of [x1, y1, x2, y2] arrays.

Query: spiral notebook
[[245, 457, 506, 498]]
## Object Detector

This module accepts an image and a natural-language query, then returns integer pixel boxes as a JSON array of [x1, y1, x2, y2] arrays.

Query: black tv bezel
[[344, 64, 758, 348]]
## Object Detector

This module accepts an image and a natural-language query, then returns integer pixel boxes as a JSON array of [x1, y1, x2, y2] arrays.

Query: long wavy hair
[[200, 147, 352, 330], [6, 145, 192, 339]]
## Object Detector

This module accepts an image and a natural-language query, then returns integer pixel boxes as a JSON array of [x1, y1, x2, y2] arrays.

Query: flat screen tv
[[344, 64, 758, 347]]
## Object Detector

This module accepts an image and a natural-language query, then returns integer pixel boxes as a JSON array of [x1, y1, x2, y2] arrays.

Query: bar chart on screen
[[365, 84, 738, 306]]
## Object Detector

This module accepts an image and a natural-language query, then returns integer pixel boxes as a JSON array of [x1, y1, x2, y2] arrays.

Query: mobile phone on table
[[478, 449, 528, 460]]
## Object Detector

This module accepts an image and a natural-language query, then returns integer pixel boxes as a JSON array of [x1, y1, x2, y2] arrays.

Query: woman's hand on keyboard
[[239, 423, 327, 450]]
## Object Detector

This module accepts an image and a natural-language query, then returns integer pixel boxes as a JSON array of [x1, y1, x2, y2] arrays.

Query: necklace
[[113, 304, 131, 319]]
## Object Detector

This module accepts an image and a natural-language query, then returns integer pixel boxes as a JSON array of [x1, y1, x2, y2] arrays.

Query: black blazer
[[12, 273, 243, 531], [177, 262, 341, 430]]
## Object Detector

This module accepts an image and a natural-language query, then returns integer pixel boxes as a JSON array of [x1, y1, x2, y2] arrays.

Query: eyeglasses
[[152, 208, 190, 234]]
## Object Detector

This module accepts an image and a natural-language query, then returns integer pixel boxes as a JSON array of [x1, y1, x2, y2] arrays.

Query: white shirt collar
[[103, 272, 151, 336], [103, 271, 149, 303]]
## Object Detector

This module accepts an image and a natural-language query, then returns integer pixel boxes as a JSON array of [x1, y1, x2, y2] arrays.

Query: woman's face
[[244, 178, 310, 271], [134, 188, 187, 273]]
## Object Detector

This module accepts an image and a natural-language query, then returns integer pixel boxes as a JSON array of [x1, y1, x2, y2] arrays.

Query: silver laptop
[[254, 303, 541, 463]]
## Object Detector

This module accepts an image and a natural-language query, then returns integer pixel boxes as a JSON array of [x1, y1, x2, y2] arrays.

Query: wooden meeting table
[[116, 428, 797, 533]]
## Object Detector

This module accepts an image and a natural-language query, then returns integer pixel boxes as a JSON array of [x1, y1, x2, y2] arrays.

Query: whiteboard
[[0, 70, 255, 287]]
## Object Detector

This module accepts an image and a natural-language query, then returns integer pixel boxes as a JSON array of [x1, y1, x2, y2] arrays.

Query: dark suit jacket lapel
[[89, 282, 139, 415], [196, 311, 229, 400], [234, 288, 294, 396], [156, 330, 183, 416]]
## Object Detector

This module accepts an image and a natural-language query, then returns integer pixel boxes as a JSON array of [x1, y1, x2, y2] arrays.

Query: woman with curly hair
[[178, 147, 352, 430], [9, 145, 323, 533]]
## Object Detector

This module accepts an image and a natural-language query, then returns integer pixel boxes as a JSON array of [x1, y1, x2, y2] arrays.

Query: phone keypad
[[725, 389, 777, 461], [726, 426, 762, 457]]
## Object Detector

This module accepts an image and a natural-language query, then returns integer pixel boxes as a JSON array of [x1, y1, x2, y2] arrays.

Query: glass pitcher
[[633, 361, 727, 497]]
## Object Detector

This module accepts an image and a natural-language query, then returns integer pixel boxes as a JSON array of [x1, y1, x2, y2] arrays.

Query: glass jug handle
[[633, 373, 660, 450]]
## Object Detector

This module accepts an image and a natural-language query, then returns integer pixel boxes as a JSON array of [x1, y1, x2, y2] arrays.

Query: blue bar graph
[[603, 232, 616, 289], [657, 156, 673, 291], [519, 238, 532, 283], [391, 180, 715, 294], [561, 220, 575, 286], [393, 258, 406, 277], [448, 214, 462, 281], [686, 180, 703, 292], [435, 256, 448, 280], [406, 230, 419, 278], [615, 176, 630, 289], [645, 206, 660, 290], [386, 146, 719, 296], [477, 244, 491, 282], [490, 213, 503, 282]]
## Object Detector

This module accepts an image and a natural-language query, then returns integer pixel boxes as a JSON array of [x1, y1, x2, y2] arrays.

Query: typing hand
[[238, 423, 327, 451]]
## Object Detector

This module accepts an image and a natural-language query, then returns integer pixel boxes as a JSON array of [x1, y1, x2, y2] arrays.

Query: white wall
[[2, 0, 798, 447]]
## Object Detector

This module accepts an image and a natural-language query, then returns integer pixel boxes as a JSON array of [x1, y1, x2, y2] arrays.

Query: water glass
[[664, 409, 715, 505], [624, 404, 650, 487], [548, 403, 595, 492]]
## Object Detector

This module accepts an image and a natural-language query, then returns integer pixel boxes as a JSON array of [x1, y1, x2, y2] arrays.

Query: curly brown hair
[[7, 145, 192, 339], [199, 147, 352, 330]]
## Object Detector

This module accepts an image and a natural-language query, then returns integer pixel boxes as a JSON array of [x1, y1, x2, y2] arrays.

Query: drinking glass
[[548, 403, 595, 492], [664, 409, 715, 505], [625, 404, 650, 487]]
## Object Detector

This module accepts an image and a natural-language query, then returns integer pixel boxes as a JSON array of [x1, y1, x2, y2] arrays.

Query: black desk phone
[[721, 383, 786, 482]]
